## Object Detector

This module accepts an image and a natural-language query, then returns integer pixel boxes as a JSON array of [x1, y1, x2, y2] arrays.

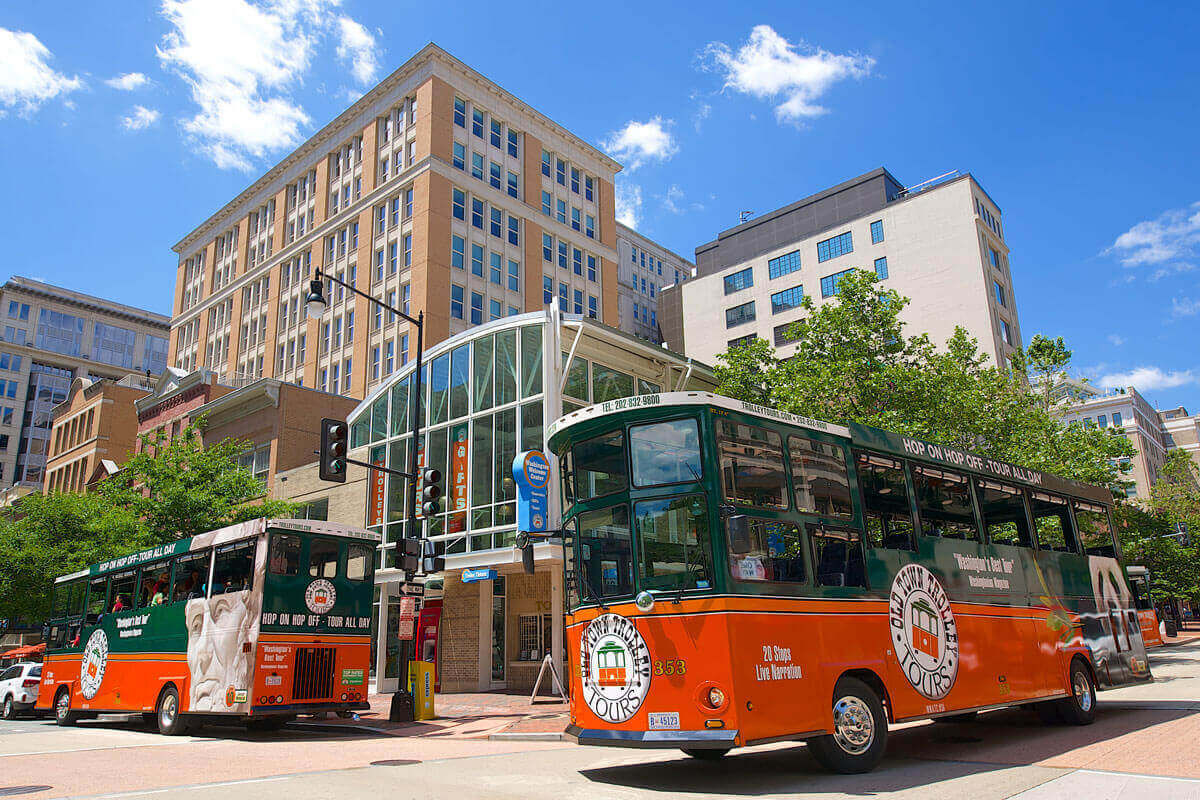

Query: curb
[[487, 731, 567, 742], [1098, 701, 1200, 711]]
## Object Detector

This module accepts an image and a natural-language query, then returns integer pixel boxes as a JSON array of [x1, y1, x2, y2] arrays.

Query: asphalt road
[[3, 639, 1200, 800]]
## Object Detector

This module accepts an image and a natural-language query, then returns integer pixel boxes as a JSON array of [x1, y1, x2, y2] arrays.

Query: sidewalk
[[294, 691, 568, 740]]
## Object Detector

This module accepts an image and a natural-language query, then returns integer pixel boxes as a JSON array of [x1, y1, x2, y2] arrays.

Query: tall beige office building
[[659, 168, 1022, 369], [169, 44, 624, 401]]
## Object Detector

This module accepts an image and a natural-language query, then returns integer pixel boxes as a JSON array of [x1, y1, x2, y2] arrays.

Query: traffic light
[[398, 537, 421, 573], [319, 418, 348, 482], [422, 539, 445, 574], [420, 468, 443, 517]]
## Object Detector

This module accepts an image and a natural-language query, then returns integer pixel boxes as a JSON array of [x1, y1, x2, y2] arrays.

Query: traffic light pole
[[311, 269, 428, 722]]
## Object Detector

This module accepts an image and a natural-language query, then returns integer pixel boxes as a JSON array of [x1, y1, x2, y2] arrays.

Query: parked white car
[[0, 662, 42, 719]]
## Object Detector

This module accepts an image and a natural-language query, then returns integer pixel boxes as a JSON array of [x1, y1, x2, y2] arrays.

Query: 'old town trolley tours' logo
[[80, 629, 110, 700], [305, 579, 337, 614], [889, 563, 959, 700], [581, 614, 652, 723]]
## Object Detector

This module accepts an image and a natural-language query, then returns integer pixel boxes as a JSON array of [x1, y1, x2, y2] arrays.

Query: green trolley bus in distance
[[39, 518, 378, 734]]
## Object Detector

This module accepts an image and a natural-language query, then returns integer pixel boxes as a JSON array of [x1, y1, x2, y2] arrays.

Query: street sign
[[462, 568, 497, 583], [397, 596, 417, 641], [514, 449, 550, 533]]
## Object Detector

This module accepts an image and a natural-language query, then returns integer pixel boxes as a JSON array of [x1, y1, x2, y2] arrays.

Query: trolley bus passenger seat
[[817, 541, 847, 587]]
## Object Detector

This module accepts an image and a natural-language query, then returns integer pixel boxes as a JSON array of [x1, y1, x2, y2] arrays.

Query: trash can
[[1166, 618, 1178, 638], [408, 660, 436, 720]]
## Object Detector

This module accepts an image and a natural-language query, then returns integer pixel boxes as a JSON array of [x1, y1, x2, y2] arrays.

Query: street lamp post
[[306, 268, 426, 719]]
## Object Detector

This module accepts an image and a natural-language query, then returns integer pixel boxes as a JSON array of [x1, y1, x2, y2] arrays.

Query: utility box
[[408, 660, 436, 720]]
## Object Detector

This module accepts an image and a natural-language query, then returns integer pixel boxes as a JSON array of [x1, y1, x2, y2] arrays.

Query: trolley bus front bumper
[[566, 724, 738, 749]]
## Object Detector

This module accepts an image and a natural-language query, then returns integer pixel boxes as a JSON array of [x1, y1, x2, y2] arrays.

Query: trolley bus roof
[[54, 518, 381, 583]]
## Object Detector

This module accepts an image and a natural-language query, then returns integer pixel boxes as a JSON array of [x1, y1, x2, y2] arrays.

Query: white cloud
[[662, 185, 685, 215], [157, 0, 374, 171], [693, 102, 711, 132], [615, 183, 642, 228], [1107, 334, 1125, 347], [601, 117, 678, 170], [335, 16, 378, 86], [1173, 297, 1200, 318], [105, 72, 149, 91], [0, 27, 83, 116], [702, 25, 873, 124], [1107, 201, 1200, 270], [122, 105, 161, 130], [1098, 366, 1196, 391]]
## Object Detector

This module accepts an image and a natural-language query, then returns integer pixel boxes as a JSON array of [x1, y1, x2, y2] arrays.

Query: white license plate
[[647, 712, 679, 730], [265, 675, 282, 686]]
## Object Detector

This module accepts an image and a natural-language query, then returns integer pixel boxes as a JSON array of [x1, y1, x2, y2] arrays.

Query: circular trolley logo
[[581, 614, 651, 723], [305, 579, 337, 614], [80, 629, 109, 700], [889, 563, 959, 700]]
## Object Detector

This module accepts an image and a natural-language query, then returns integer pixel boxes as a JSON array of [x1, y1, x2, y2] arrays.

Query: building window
[[472, 109, 484, 138], [490, 119, 502, 148], [728, 334, 757, 349], [490, 207, 503, 238], [573, 289, 583, 314], [999, 318, 1013, 346], [587, 255, 597, 282], [507, 171, 519, 199], [768, 250, 801, 279], [471, 244, 484, 277], [555, 158, 566, 186], [508, 216, 520, 246], [585, 215, 595, 239], [403, 234, 412, 267], [452, 142, 465, 171], [870, 220, 884, 243], [874, 257, 888, 280], [453, 97, 466, 127], [1113, 412, 1123, 427], [451, 235, 465, 269], [774, 322, 800, 346], [490, 252, 503, 285], [725, 301, 756, 328], [543, 276, 553, 304], [585, 176, 594, 201], [507, 129, 518, 157], [489, 298, 502, 321], [542, 234, 553, 263], [470, 292, 483, 325], [471, 198, 484, 229], [770, 286, 804, 314], [989, 247, 1001, 270], [450, 285, 464, 319], [588, 296, 598, 319], [508, 260, 520, 292], [541, 191, 551, 216], [541, 150, 551, 177], [993, 280, 1006, 307], [820, 269, 854, 297], [489, 161, 502, 190], [723, 267, 753, 295], [471, 152, 484, 180], [452, 188, 465, 220], [817, 231, 853, 263]]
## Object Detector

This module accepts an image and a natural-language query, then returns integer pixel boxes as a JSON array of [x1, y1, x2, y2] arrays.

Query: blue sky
[[2, 1, 1198, 410]]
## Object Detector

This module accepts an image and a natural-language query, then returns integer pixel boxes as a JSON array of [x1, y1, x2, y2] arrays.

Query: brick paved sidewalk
[[295, 690, 568, 739]]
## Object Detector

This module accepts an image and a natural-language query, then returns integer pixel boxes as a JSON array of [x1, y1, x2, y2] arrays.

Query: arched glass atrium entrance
[[348, 306, 714, 692]]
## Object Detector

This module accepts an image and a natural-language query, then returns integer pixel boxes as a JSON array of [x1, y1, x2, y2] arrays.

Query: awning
[[0, 643, 45, 660]]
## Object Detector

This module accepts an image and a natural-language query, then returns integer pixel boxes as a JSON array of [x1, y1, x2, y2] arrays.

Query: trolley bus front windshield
[[563, 416, 713, 605]]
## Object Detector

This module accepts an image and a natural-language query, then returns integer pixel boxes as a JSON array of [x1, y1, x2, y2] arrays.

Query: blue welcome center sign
[[462, 568, 497, 583], [513, 449, 550, 533]]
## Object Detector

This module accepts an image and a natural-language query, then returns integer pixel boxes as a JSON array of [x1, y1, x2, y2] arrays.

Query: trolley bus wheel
[[806, 677, 888, 774], [1054, 660, 1097, 726], [54, 688, 77, 727], [156, 686, 190, 736], [681, 747, 730, 761]]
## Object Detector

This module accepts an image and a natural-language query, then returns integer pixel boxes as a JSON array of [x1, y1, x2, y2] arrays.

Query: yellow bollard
[[408, 660, 436, 720]]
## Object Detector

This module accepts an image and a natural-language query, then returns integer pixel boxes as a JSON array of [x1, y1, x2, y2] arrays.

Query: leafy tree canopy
[[0, 419, 296, 622], [714, 270, 1135, 488]]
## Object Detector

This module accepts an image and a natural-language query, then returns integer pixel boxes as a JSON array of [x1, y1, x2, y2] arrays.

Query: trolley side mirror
[[727, 515, 752, 555]]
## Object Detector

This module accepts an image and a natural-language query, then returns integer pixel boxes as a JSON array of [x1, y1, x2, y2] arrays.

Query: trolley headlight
[[634, 591, 655, 612], [706, 687, 726, 709]]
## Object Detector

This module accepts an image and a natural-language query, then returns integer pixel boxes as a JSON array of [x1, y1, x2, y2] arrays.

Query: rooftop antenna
[[739, 210, 753, 223]]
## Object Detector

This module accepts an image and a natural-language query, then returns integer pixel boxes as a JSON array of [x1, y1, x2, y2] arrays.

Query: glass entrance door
[[490, 575, 506, 688]]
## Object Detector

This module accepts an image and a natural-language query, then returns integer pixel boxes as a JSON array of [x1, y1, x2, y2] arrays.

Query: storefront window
[[430, 354, 450, 425], [494, 408, 516, 502], [473, 335, 494, 412], [450, 345, 470, 420], [521, 325, 542, 398], [520, 401, 543, 451], [496, 329, 517, 405], [370, 394, 388, 442], [563, 355, 588, 401], [387, 439, 409, 524], [472, 416, 493, 509], [592, 364, 633, 402], [390, 375, 410, 435]]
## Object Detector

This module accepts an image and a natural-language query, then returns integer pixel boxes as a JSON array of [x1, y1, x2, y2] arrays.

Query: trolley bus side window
[[347, 543, 373, 581], [269, 533, 302, 575], [308, 538, 340, 579], [728, 518, 806, 583], [1029, 492, 1078, 553], [568, 430, 627, 502], [629, 418, 702, 487], [1074, 501, 1116, 557], [576, 505, 633, 599], [1129, 576, 1152, 610], [85, 575, 108, 619], [912, 465, 980, 541], [811, 526, 867, 587], [716, 419, 787, 510], [212, 541, 256, 594], [789, 435, 853, 519], [109, 570, 137, 612], [634, 495, 712, 591], [854, 451, 916, 551], [137, 560, 172, 608], [976, 479, 1034, 548], [171, 550, 211, 603]]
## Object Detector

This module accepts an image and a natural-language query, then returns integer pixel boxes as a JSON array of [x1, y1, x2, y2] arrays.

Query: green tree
[[1114, 501, 1200, 608], [714, 269, 1135, 489], [0, 420, 296, 621], [95, 420, 296, 541]]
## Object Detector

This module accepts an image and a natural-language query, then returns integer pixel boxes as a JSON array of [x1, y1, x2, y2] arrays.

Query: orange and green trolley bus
[[547, 392, 1152, 773], [38, 518, 378, 734]]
